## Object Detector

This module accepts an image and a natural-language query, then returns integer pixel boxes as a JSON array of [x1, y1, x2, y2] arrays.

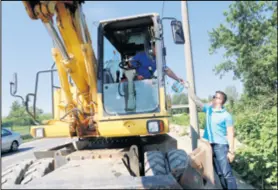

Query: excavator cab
[[95, 14, 185, 137]]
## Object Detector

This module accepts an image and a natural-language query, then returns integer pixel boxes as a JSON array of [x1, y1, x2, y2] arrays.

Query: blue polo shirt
[[202, 104, 234, 144], [130, 52, 168, 79]]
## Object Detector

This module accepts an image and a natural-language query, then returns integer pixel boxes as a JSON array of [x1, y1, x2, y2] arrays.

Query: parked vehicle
[[1, 128, 22, 152]]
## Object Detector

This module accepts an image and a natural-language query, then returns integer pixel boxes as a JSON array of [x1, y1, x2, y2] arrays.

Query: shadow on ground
[[1, 147, 34, 157]]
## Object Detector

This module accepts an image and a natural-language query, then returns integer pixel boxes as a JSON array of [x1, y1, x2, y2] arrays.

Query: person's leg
[[212, 144, 227, 189], [213, 154, 227, 189], [212, 144, 237, 190]]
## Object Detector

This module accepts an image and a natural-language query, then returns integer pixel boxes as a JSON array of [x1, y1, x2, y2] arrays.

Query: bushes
[[2, 117, 33, 127], [170, 113, 189, 126], [198, 112, 206, 129], [233, 106, 277, 189]]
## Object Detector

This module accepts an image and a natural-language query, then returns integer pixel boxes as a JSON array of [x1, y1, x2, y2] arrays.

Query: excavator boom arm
[[22, 1, 98, 136]]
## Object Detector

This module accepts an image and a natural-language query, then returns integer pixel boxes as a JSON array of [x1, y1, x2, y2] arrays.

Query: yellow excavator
[[4, 1, 215, 189]]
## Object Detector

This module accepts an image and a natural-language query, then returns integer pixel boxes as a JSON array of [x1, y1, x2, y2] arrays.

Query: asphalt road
[[1, 137, 73, 171]]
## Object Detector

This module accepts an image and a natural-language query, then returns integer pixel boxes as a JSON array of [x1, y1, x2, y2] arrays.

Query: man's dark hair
[[216, 91, 227, 105]]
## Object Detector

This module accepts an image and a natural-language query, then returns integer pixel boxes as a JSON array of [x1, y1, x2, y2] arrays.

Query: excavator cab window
[[100, 16, 160, 115]]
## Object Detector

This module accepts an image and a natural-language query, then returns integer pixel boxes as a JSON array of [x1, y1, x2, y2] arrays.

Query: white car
[[1, 128, 23, 152]]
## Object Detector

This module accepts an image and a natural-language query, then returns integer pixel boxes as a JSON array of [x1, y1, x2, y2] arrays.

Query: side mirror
[[10, 73, 18, 95], [171, 20, 185, 44]]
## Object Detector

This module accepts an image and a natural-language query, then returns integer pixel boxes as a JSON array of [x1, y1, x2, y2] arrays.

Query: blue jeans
[[211, 143, 237, 190]]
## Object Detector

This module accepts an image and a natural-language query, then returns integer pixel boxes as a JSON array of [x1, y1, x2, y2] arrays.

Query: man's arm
[[184, 81, 205, 110], [164, 68, 205, 110], [226, 114, 235, 153], [128, 54, 140, 68], [165, 67, 181, 82], [227, 126, 235, 153]]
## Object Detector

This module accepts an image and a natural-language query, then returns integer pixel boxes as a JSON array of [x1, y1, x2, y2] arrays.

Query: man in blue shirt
[[184, 82, 237, 190], [129, 42, 183, 82]]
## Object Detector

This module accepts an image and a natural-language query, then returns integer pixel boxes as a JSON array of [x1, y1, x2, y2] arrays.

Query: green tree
[[6, 101, 33, 126], [224, 85, 239, 109], [172, 93, 189, 105], [208, 1, 277, 97], [3, 100, 51, 127]]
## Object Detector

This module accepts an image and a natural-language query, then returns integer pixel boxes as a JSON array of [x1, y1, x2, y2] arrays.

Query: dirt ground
[[169, 124, 255, 190]]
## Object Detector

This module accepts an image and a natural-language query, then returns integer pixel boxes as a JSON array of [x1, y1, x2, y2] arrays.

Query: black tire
[[167, 149, 190, 179], [2, 159, 34, 188], [10, 141, 19, 152], [21, 158, 54, 185], [144, 151, 168, 176]]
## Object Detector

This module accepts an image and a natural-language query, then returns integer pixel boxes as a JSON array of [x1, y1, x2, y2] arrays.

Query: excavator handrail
[[9, 67, 57, 125], [30, 69, 58, 122]]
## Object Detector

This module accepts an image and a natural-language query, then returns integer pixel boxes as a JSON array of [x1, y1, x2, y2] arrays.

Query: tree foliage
[[224, 85, 239, 109], [208, 1, 277, 188], [209, 1, 277, 97], [225, 85, 239, 101], [172, 93, 189, 105], [232, 106, 277, 189], [2, 100, 51, 127]]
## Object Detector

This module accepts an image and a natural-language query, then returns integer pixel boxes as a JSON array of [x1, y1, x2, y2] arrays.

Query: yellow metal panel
[[81, 43, 98, 112], [159, 87, 167, 112], [52, 48, 75, 108], [54, 89, 62, 120], [97, 118, 169, 137], [30, 120, 71, 138], [96, 93, 104, 118], [30, 117, 169, 138]]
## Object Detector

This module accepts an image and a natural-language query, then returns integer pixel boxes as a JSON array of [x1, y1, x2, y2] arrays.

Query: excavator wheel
[[2, 159, 34, 188], [144, 151, 168, 176], [167, 149, 190, 179], [1, 158, 55, 188], [21, 158, 54, 185]]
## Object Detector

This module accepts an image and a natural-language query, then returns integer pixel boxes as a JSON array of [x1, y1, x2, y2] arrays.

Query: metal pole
[[51, 63, 56, 118], [181, 1, 200, 150]]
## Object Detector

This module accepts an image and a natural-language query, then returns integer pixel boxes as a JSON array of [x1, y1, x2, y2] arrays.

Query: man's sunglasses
[[212, 95, 221, 100]]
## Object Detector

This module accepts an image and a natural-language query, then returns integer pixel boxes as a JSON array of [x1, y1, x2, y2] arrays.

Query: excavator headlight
[[147, 120, 164, 134]]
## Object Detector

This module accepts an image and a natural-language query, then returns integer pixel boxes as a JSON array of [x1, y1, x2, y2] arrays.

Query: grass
[[170, 112, 207, 128], [4, 125, 34, 143], [22, 135, 34, 143], [170, 113, 190, 126], [170, 112, 206, 136], [5, 125, 30, 135]]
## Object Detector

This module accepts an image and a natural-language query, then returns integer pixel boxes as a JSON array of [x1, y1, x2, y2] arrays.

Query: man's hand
[[137, 75, 144, 80], [182, 80, 190, 88], [182, 80, 204, 109], [178, 78, 185, 84], [227, 151, 235, 163]]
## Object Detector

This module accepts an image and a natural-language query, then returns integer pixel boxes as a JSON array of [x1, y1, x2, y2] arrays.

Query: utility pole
[[181, 1, 200, 150]]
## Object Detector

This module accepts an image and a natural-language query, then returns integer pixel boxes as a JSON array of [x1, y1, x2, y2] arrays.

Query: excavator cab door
[[99, 15, 161, 116]]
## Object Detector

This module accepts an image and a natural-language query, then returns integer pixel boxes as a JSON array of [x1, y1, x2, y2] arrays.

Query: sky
[[1, 1, 243, 117]]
